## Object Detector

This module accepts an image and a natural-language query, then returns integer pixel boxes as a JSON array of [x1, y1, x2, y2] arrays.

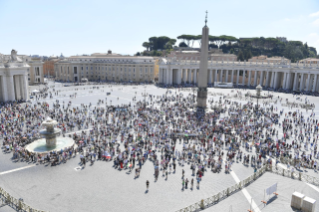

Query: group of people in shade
[[1, 82, 319, 192]]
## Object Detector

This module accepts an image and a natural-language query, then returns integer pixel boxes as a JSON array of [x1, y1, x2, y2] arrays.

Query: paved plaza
[[1, 81, 319, 212]]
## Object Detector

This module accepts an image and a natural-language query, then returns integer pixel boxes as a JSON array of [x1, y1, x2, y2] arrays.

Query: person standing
[[185, 178, 189, 189], [191, 178, 194, 190], [146, 180, 149, 190]]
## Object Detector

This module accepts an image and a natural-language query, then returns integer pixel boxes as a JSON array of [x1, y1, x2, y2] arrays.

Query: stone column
[[293, 72, 298, 91], [184, 69, 188, 83], [285, 73, 290, 89], [236, 70, 239, 85], [214, 69, 217, 83], [266, 71, 270, 87], [188, 69, 191, 83], [282, 72, 287, 89], [242, 70, 246, 86], [260, 71, 264, 86], [14, 76, 21, 100], [231, 69, 234, 84], [23, 74, 29, 100], [177, 69, 181, 85], [208, 69, 212, 84], [219, 70, 222, 82], [193, 70, 197, 84], [300, 73, 304, 91], [275, 72, 279, 89], [313, 74, 317, 92], [170, 68, 173, 85], [270, 71, 274, 88], [225, 70, 228, 83], [306, 74, 311, 91], [248, 70, 252, 86], [6, 76, 15, 101], [253, 70, 257, 86]]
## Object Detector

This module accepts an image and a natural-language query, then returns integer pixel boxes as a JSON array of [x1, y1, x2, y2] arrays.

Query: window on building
[[74, 67, 77, 74], [81, 67, 83, 70]]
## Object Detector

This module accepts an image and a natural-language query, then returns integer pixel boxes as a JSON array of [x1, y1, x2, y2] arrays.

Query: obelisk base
[[197, 87, 207, 119]]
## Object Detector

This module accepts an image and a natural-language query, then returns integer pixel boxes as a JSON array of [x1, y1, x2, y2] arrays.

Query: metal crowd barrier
[[176, 164, 319, 212], [175, 165, 267, 212], [0, 187, 46, 212]]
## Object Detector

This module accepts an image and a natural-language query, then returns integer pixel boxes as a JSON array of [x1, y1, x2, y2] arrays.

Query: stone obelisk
[[197, 12, 209, 110]]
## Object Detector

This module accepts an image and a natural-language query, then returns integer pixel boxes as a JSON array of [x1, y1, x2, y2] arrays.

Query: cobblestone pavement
[[1, 83, 319, 211]]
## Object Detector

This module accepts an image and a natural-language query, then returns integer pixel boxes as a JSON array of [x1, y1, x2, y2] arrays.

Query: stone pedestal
[[197, 87, 207, 108]]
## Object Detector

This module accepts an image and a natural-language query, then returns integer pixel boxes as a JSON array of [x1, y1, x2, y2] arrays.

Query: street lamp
[[256, 84, 262, 115]]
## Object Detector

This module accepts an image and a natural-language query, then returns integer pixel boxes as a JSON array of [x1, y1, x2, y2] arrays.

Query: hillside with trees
[[138, 35, 318, 62]]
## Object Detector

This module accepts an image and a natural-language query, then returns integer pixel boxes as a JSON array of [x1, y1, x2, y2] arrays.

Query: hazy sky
[[0, 0, 318, 56]]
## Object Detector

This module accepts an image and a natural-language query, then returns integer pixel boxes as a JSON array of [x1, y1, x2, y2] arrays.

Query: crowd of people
[[1, 82, 319, 190]]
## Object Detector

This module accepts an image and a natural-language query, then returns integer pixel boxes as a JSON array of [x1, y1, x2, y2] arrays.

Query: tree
[[142, 42, 150, 51], [237, 50, 244, 61], [179, 42, 188, 47], [194, 35, 202, 47], [244, 50, 253, 60], [135, 52, 141, 56], [309, 47, 317, 55], [209, 43, 218, 49], [264, 38, 277, 50], [143, 36, 176, 51]]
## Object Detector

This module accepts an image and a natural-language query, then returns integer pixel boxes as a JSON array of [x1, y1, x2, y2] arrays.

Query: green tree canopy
[[142, 36, 176, 51]]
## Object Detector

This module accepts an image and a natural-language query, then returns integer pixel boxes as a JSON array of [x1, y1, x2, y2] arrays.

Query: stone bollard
[[200, 199, 205, 209], [254, 173, 256, 180], [227, 188, 230, 196], [282, 169, 284, 176], [299, 172, 302, 181]]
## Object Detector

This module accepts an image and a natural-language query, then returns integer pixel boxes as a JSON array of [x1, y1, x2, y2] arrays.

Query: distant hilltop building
[[249, 55, 290, 63], [168, 47, 237, 61], [276, 37, 288, 43], [300, 58, 319, 64], [55, 50, 157, 83]]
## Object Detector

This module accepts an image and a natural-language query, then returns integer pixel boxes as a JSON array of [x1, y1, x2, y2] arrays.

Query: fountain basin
[[25, 137, 75, 154]]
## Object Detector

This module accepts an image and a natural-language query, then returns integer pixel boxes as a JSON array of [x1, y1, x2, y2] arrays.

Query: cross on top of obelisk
[[205, 11, 208, 26]]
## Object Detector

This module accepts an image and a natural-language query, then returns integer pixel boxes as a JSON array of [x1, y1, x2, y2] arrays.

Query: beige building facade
[[55, 51, 155, 83], [28, 58, 44, 84], [168, 48, 237, 61], [249, 55, 290, 63]]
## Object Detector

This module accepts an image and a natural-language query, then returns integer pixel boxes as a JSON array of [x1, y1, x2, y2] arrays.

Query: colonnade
[[158, 60, 319, 92], [0, 74, 28, 102]]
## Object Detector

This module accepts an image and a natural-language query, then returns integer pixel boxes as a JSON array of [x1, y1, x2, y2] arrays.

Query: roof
[[300, 58, 319, 61], [69, 55, 154, 60]]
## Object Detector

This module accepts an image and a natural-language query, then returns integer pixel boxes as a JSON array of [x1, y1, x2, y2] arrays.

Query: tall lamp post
[[256, 84, 262, 116]]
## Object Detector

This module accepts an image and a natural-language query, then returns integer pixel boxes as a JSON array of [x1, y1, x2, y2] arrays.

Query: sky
[[0, 0, 318, 57]]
